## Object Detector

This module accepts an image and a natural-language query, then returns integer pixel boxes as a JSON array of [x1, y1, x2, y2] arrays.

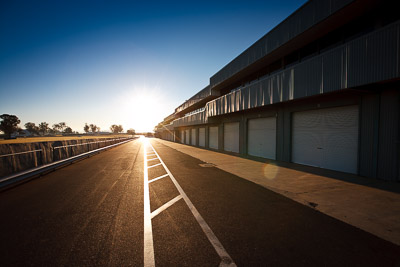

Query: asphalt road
[[0, 138, 399, 266]]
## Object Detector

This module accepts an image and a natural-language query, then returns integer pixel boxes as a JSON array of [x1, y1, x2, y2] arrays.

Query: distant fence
[[0, 137, 135, 177]]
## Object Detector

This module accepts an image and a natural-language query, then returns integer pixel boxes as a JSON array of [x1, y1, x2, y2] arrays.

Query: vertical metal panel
[[206, 22, 400, 118], [377, 90, 399, 181], [294, 57, 322, 97], [359, 93, 379, 178], [322, 46, 346, 93], [282, 69, 292, 101], [347, 23, 399, 88]]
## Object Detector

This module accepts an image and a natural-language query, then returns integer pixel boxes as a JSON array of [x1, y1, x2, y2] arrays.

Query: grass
[[0, 134, 134, 144]]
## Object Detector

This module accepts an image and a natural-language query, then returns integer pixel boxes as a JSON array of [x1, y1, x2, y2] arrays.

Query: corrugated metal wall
[[210, 0, 354, 88], [172, 110, 207, 127], [206, 21, 400, 118], [175, 85, 219, 114]]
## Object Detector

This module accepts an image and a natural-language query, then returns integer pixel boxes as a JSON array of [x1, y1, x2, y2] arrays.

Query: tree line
[[0, 114, 135, 138]]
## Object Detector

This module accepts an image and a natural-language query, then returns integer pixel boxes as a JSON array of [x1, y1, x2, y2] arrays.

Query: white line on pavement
[[148, 142, 236, 267], [148, 174, 169, 184], [147, 163, 162, 169], [143, 142, 155, 267], [151, 195, 183, 219], [147, 158, 159, 162]]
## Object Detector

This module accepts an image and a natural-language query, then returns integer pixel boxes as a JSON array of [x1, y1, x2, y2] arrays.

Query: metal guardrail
[[52, 138, 129, 149], [0, 138, 130, 157], [0, 149, 43, 158], [0, 137, 137, 189]]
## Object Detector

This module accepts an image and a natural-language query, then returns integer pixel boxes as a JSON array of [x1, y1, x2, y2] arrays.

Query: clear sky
[[0, 0, 306, 133]]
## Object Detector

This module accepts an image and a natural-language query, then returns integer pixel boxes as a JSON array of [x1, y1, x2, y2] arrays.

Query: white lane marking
[[151, 195, 183, 219], [147, 153, 156, 156], [147, 158, 159, 162], [143, 143, 155, 267], [148, 142, 236, 267], [148, 174, 169, 184], [147, 163, 162, 169]]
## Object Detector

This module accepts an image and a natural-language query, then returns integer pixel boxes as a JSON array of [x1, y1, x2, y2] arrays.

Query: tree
[[58, 122, 66, 133], [110, 124, 123, 133], [38, 122, 49, 135], [64, 127, 73, 134], [89, 124, 98, 133], [0, 114, 20, 138], [84, 123, 89, 134], [24, 122, 39, 135], [110, 124, 117, 133], [127, 128, 135, 135], [52, 123, 61, 133]]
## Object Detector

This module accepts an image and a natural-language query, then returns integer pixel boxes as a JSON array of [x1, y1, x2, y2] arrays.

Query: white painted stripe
[[147, 153, 156, 156], [143, 142, 155, 267], [148, 173, 169, 184], [147, 158, 159, 162], [147, 163, 162, 169], [148, 142, 236, 266], [151, 195, 183, 219]]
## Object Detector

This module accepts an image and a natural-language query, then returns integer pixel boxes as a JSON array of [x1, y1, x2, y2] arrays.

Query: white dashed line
[[148, 141, 236, 267], [148, 174, 169, 184], [147, 163, 162, 169], [151, 195, 183, 219]]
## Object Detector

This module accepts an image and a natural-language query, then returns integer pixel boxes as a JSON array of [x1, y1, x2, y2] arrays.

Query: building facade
[[155, 0, 400, 182]]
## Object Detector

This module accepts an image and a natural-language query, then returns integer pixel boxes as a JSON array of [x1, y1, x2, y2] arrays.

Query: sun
[[118, 88, 166, 132]]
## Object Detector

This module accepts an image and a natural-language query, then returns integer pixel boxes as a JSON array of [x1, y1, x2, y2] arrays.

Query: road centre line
[[148, 174, 169, 184], [148, 142, 236, 267], [151, 195, 183, 219], [143, 143, 155, 267], [147, 163, 162, 169]]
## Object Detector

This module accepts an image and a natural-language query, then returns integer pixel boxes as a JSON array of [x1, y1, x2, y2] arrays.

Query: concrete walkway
[[154, 139, 400, 246]]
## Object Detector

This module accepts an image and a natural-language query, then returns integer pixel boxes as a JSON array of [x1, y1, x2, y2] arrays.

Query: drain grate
[[199, 163, 216, 168]]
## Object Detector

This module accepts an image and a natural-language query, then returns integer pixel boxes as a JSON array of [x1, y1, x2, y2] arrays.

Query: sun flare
[[118, 88, 167, 133]]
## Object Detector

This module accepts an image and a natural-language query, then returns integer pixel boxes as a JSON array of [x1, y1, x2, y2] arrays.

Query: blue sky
[[0, 0, 306, 132]]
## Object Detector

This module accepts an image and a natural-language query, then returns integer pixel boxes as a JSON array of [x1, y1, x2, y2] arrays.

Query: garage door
[[191, 129, 196, 146], [248, 117, 276, 159], [180, 130, 184, 143], [209, 126, 218, 149], [199, 128, 205, 147], [185, 129, 190, 145], [292, 105, 359, 174], [224, 122, 239, 153]]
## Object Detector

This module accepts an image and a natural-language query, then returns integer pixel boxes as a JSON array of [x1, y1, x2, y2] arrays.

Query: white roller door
[[209, 126, 218, 149], [185, 129, 190, 145], [248, 117, 276, 159], [292, 105, 359, 174], [191, 129, 196, 146], [199, 128, 205, 147], [224, 122, 239, 153]]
